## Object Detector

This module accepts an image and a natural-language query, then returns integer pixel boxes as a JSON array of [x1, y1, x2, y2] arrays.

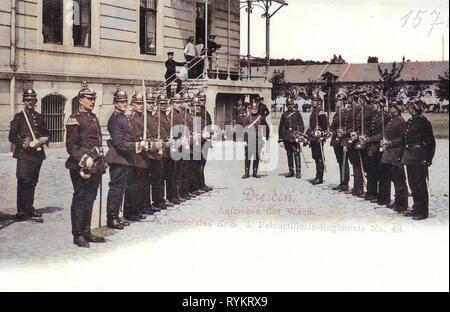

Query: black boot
[[285, 152, 294, 177], [284, 169, 295, 178], [73, 235, 90, 248], [84, 228, 105, 243], [312, 159, 324, 185], [107, 216, 124, 230], [294, 154, 301, 179], [242, 169, 250, 179], [253, 161, 261, 178]]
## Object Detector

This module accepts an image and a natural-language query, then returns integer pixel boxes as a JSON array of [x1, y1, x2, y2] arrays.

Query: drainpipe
[[10, 0, 17, 121]]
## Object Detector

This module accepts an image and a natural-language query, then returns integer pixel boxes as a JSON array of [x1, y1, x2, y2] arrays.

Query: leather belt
[[405, 144, 422, 149]]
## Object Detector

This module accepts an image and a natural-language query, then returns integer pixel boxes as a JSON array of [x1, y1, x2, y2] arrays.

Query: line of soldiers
[[9, 83, 214, 248], [276, 89, 435, 221], [67, 84, 214, 247]]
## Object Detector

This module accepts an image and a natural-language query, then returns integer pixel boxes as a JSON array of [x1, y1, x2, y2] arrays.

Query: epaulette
[[66, 115, 80, 126]]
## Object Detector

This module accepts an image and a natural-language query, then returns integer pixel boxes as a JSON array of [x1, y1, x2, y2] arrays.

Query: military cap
[[113, 85, 128, 103], [131, 91, 144, 105], [23, 84, 38, 103], [78, 81, 97, 100], [157, 94, 169, 104]]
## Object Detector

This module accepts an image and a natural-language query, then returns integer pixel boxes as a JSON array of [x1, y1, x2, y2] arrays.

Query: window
[[42, 95, 66, 143], [73, 0, 91, 47], [140, 0, 157, 55], [43, 0, 63, 44]]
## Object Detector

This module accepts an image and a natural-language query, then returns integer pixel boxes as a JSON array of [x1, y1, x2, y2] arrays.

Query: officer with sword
[[65, 82, 107, 247], [278, 98, 305, 179], [306, 96, 329, 185], [330, 94, 350, 191]]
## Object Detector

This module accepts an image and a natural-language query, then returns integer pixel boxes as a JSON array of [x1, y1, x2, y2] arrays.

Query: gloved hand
[[29, 139, 39, 149], [421, 160, 432, 166], [279, 142, 284, 148], [38, 137, 49, 146], [85, 156, 94, 169]]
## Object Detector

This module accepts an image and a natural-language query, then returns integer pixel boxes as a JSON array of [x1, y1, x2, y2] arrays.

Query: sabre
[[157, 96, 163, 155], [99, 174, 103, 228], [142, 80, 148, 142], [22, 110, 42, 151], [320, 140, 327, 173], [359, 150, 367, 189], [341, 147, 347, 184]]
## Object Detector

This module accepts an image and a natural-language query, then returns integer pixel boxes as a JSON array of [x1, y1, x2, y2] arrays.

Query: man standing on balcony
[[165, 52, 186, 99], [9, 84, 49, 222], [184, 36, 197, 79]]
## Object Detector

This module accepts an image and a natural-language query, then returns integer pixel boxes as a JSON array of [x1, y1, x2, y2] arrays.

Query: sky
[[240, 0, 449, 63]]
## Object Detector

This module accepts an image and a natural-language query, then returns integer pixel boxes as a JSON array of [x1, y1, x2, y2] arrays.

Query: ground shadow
[[0, 212, 16, 230], [37, 207, 64, 214]]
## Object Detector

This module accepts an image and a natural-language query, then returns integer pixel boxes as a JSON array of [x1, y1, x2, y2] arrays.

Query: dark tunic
[[105, 110, 136, 166], [279, 110, 304, 143], [365, 110, 391, 157], [9, 109, 49, 162], [65, 111, 102, 170], [401, 114, 436, 165], [381, 115, 407, 164], [128, 112, 148, 168]]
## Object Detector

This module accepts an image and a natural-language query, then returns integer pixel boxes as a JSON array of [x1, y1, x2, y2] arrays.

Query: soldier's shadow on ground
[[36, 206, 64, 214], [0, 207, 64, 231]]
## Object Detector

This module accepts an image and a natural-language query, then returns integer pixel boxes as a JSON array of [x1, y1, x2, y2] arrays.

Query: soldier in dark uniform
[[330, 95, 350, 191], [65, 83, 106, 247], [344, 93, 365, 197], [9, 84, 49, 221], [146, 93, 167, 210], [170, 93, 190, 203], [197, 91, 214, 192], [123, 92, 153, 221], [155, 94, 179, 206], [278, 98, 305, 178], [165, 52, 186, 98], [242, 100, 269, 179], [306, 97, 329, 185], [401, 98, 436, 220], [180, 94, 199, 199], [105, 86, 146, 228], [380, 98, 408, 212], [258, 97, 270, 119], [233, 98, 248, 126], [360, 96, 392, 205]]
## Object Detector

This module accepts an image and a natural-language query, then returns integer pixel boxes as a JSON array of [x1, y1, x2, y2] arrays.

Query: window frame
[[42, 0, 64, 45], [73, 0, 92, 48], [140, 0, 157, 55]]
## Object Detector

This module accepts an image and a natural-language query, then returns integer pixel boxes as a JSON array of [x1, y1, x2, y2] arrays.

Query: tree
[[436, 69, 449, 101], [330, 54, 347, 64], [377, 56, 405, 99], [367, 56, 379, 63], [269, 69, 287, 100], [406, 77, 429, 98]]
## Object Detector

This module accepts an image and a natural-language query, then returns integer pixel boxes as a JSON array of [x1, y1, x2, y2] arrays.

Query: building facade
[[0, 0, 273, 152]]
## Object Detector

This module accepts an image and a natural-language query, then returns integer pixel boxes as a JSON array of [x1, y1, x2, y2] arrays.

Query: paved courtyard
[[0, 139, 448, 291]]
